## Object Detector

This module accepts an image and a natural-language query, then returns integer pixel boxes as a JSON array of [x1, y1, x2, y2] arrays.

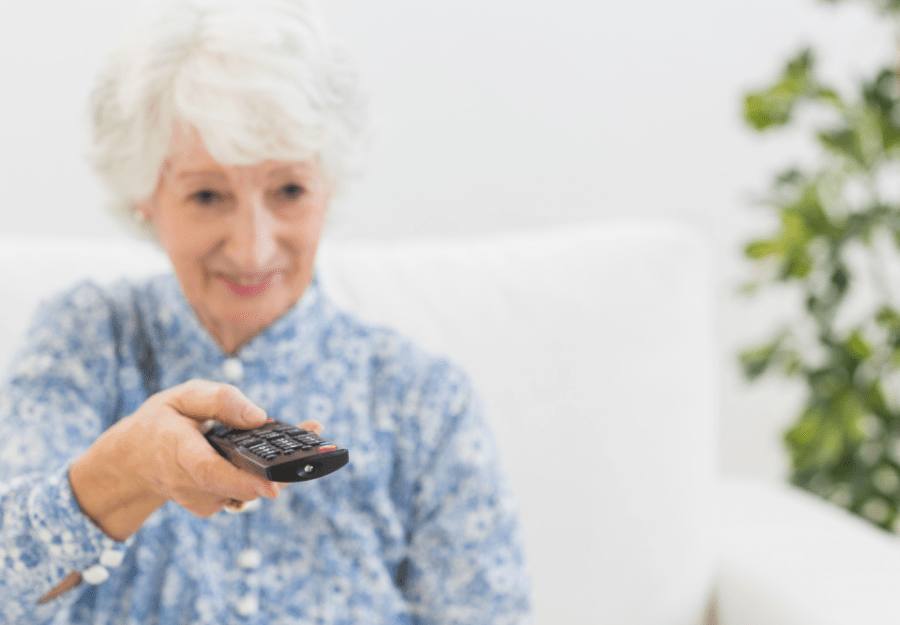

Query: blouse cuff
[[25, 464, 123, 574]]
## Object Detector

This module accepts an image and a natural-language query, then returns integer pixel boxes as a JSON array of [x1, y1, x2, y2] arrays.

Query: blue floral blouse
[[0, 274, 531, 624]]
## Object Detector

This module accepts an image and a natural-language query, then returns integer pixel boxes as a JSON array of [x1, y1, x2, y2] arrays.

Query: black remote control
[[204, 418, 349, 482]]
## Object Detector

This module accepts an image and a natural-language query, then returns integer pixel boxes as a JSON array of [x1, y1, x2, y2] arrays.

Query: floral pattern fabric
[[0, 275, 531, 624]]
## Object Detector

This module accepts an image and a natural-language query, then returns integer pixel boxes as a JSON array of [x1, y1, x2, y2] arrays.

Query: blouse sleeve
[[0, 283, 121, 621], [398, 360, 532, 625]]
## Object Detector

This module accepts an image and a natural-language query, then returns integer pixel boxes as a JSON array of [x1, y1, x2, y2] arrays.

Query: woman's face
[[137, 128, 331, 355]]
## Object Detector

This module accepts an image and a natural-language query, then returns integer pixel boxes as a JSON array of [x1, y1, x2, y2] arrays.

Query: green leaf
[[793, 180, 841, 239], [833, 387, 867, 427], [785, 405, 847, 470], [845, 330, 872, 361], [740, 332, 790, 380], [745, 93, 791, 131], [860, 382, 892, 420], [818, 128, 865, 165], [845, 212, 878, 242], [744, 239, 781, 259], [876, 306, 900, 332], [829, 264, 850, 296], [814, 87, 843, 107], [809, 368, 847, 400], [782, 208, 813, 243], [774, 168, 804, 187], [867, 69, 900, 149], [862, 69, 896, 117], [782, 251, 813, 279], [785, 406, 824, 451], [743, 48, 842, 132], [819, 0, 900, 17], [743, 49, 812, 131]]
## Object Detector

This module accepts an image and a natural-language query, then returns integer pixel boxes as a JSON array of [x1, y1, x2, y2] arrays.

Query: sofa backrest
[[0, 221, 717, 624]]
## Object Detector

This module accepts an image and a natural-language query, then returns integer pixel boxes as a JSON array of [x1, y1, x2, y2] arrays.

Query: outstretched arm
[[69, 380, 279, 541]]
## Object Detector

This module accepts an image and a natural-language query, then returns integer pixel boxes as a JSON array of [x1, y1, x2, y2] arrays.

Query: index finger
[[164, 380, 268, 430], [178, 428, 279, 500]]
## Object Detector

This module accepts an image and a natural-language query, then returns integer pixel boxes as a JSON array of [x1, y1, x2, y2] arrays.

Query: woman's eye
[[191, 189, 222, 205], [278, 183, 304, 200]]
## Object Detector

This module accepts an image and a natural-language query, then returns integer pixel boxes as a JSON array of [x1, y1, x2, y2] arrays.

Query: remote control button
[[251, 445, 281, 458], [318, 444, 337, 452], [222, 358, 244, 382]]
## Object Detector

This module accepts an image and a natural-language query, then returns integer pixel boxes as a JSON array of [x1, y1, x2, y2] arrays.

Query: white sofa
[[1, 221, 899, 624]]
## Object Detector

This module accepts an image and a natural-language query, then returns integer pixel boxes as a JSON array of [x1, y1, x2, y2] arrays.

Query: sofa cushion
[[318, 220, 717, 624]]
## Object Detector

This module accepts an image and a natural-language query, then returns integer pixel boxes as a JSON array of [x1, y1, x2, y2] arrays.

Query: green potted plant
[[741, 0, 900, 530]]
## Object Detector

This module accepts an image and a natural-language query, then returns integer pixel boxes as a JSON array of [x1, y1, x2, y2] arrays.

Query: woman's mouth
[[215, 273, 276, 297]]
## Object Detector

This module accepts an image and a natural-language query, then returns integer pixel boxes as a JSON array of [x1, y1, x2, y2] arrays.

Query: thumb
[[164, 380, 267, 429], [298, 420, 324, 435]]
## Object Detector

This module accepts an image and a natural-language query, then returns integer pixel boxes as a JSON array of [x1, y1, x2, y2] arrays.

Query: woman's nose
[[225, 198, 278, 269]]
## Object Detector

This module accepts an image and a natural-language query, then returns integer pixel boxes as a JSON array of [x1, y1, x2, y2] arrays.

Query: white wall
[[1, 0, 894, 480]]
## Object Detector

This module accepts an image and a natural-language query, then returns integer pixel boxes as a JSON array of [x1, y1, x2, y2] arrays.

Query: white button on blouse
[[99, 549, 125, 568], [237, 548, 263, 570], [82, 565, 110, 585], [235, 594, 259, 616], [223, 358, 244, 382]]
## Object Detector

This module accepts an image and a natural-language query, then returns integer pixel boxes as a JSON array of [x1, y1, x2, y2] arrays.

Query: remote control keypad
[[222, 424, 330, 462]]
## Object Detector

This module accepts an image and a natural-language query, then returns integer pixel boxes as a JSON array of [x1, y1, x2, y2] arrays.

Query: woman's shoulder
[[6, 275, 175, 388], [321, 302, 473, 398], [35, 273, 176, 321], [20, 274, 178, 358]]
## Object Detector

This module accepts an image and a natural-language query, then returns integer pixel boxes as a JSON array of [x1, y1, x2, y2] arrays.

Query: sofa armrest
[[716, 477, 900, 625]]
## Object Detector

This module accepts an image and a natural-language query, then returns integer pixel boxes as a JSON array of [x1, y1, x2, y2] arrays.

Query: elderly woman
[[0, 0, 530, 623]]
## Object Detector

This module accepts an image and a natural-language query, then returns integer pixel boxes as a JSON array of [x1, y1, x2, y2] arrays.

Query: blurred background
[[1, 0, 896, 486]]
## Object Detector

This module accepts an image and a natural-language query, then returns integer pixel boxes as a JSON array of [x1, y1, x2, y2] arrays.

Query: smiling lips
[[215, 272, 277, 297]]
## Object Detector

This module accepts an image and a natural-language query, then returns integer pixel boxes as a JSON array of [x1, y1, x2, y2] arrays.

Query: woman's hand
[[69, 380, 322, 541]]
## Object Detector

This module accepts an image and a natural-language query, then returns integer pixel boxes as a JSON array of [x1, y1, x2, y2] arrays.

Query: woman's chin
[[188, 272, 309, 351]]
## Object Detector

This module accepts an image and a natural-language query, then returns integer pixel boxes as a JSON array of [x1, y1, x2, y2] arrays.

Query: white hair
[[89, 0, 368, 228]]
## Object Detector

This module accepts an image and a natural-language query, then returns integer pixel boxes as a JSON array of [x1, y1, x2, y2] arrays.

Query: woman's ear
[[133, 197, 154, 224]]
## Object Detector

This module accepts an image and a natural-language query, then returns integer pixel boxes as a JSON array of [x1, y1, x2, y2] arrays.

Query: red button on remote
[[318, 444, 337, 452]]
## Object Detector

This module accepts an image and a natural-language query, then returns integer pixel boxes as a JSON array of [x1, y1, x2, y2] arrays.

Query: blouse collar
[[146, 273, 335, 373]]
